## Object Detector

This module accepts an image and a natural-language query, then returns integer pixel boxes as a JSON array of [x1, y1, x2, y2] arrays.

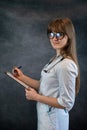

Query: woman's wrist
[[18, 74, 25, 81], [35, 93, 41, 102]]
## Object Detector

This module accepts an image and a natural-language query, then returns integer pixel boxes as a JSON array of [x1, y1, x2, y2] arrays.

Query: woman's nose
[[53, 36, 58, 40]]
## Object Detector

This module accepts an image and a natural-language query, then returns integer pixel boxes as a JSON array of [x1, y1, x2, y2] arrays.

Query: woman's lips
[[53, 42, 60, 45]]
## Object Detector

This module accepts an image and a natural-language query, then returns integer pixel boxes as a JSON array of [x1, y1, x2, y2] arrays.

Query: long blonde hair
[[47, 17, 80, 95]]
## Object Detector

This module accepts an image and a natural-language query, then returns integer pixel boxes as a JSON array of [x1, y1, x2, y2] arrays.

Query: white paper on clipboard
[[5, 71, 30, 89]]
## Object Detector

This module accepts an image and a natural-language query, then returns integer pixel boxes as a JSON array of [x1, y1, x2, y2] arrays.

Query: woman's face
[[49, 32, 68, 52]]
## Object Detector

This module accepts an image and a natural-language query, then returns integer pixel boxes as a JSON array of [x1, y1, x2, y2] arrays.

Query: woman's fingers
[[12, 67, 20, 77]]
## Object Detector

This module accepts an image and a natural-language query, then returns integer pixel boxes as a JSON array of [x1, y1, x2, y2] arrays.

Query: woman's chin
[[52, 44, 61, 50]]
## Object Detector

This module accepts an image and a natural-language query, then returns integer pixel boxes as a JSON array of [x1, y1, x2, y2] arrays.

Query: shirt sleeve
[[57, 60, 78, 111]]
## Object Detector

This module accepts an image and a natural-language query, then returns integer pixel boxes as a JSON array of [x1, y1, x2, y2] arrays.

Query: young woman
[[12, 17, 80, 130]]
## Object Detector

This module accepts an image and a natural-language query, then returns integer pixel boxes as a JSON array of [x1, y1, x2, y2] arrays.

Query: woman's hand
[[12, 67, 24, 79], [25, 88, 38, 101]]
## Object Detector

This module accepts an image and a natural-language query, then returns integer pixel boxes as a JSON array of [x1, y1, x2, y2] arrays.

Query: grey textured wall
[[0, 0, 87, 130]]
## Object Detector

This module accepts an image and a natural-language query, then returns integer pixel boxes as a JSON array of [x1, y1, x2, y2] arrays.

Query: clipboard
[[5, 71, 30, 89]]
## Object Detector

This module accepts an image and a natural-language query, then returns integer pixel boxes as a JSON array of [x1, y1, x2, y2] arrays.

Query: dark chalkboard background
[[0, 0, 87, 130]]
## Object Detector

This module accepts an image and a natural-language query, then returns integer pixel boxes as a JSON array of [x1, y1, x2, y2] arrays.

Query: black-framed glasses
[[47, 32, 65, 40]]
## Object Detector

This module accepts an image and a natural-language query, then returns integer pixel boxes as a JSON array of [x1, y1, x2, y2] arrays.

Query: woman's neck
[[56, 49, 60, 56]]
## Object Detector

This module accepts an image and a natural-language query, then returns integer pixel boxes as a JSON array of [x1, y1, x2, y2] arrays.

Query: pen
[[18, 66, 22, 69]]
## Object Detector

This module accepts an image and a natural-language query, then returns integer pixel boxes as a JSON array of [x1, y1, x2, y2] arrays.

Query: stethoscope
[[43, 55, 64, 73]]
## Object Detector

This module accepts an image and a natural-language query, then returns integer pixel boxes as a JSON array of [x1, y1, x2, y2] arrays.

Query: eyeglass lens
[[48, 32, 65, 40]]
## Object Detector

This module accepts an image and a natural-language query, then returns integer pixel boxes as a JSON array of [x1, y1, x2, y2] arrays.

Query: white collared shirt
[[39, 56, 78, 111]]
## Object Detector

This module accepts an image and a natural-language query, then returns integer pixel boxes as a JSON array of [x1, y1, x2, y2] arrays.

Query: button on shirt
[[39, 56, 78, 111]]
